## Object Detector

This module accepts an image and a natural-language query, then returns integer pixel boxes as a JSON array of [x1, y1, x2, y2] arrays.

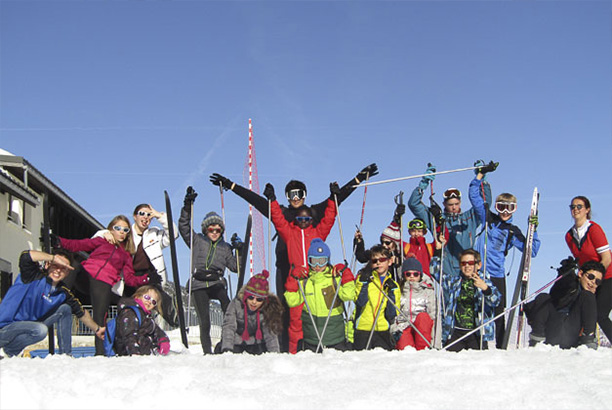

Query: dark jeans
[[490, 276, 507, 349], [353, 329, 394, 351], [193, 284, 230, 354], [596, 278, 612, 343], [446, 328, 483, 352]]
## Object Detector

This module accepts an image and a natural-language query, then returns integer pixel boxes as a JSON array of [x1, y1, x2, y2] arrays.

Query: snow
[[1, 330, 611, 410]]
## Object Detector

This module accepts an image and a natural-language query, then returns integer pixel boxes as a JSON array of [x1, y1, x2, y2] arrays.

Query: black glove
[[329, 182, 341, 198], [557, 256, 578, 276], [355, 163, 379, 183], [209, 173, 233, 191], [358, 269, 371, 283], [184, 186, 198, 207], [230, 233, 243, 251], [393, 203, 406, 225], [49, 233, 61, 249], [384, 279, 398, 293], [263, 183, 276, 202], [476, 160, 499, 175]]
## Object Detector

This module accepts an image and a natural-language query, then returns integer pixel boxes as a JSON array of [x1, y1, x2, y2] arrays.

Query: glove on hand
[[209, 173, 234, 191], [184, 186, 198, 206], [158, 340, 170, 356], [557, 256, 578, 276], [419, 164, 436, 190], [393, 203, 406, 224], [230, 233, 243, 250], [263, 183, 276, 202], [384, 279, 398, 293], [475, 160, 499, 175], [49, 233, 62, 249], [329, 181, 341, 198], [358, 269, 372, 283], [334, 263, 355, 285], [356, 163, 379, 183], [528, 215, 539, 229]]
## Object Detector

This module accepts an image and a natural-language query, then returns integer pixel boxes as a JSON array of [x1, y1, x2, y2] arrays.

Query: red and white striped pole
[[248, 119, 254, 278]]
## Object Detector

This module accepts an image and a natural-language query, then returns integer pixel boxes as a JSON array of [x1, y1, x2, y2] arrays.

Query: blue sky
[[1, 1, 611, 298]]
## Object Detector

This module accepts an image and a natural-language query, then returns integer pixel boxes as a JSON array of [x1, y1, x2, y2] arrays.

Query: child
[[392, 257, 436, 351], [285, 238, 355, 352], [114, 285, 170, 356], [57, 215, 144, 356], [444, 249, 501, 352], [475, 192, 540, 349], [219, 270, 284, 354], [353, 220, 403, 281], [353, 245, 401, 351], [179, 186, 238, 355], [263, 182, 338, 354], [525, 260, 603, 349]]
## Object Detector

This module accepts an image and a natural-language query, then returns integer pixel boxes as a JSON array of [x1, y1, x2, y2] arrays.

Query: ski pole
[[350, 171, 370, 272], [442, 270, 569, 351], [186, 200, 194, 332], [352, 166, 480, 188], [316, 268, 344, 353], [479, 181, 490, 350], [366, 291, 386, 350], [296, 274, 325, 350], [369, 278, 433, 349], [395, 191, 405, 274], [334, 190, 348, 263], [267, 198, 271, 272], [218, 186, 233, 296]]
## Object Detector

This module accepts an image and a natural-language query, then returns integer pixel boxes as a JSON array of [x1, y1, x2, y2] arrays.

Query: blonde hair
[[495, 193, 516, 203], [133, 285, 162, 313], [106, 215, 135, 255]]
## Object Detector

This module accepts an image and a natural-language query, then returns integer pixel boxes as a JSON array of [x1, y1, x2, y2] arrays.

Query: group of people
[[0, 161, 610, 358]]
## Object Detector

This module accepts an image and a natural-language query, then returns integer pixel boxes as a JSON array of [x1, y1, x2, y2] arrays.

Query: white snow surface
[[1, 333, 611, 410]]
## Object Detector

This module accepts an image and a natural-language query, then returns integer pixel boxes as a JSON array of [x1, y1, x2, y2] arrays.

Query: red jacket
[[403, 236, 435, 278], [60, 237, 144, 287], [565, 221, 612, 280], [270, 199, 337, 278]]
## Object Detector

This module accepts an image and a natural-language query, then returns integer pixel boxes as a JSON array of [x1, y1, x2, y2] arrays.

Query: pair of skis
[[163, 191, 252, 350], [501, 187, 539, 350]]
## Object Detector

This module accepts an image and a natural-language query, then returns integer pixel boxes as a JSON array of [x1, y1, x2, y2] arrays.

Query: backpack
[[103, 305, 142, 357]]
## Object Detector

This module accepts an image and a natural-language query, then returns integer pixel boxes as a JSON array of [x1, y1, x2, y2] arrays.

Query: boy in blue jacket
[[0, 250, 104, 357]]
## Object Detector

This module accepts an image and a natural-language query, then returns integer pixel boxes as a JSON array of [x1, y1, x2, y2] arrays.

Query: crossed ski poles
[[442, 269, 570, 351]]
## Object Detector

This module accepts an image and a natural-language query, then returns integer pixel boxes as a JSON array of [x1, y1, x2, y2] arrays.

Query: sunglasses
[[137, 210, 152, 217], [308, 256, 328, 268], [295, 216, 313, 223], [207, 227, 222, 234], [286, 189, 306, 201], [408, 220, 426, 230], [495, 202, 517, 214], [404, 271, 421, 278], [143, 294, 158, 306], [460, 260, 477, 266], [247, 295, 265, 302], [569, 204, 585, 211], [381, 240, 393, 246], [584, 272, 602, 286], [371, 257, 389, 264], [443, 188, 461, 200], [112, 225, 130, 233]]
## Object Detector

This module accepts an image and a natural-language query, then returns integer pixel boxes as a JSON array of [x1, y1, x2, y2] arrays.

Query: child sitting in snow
[[392, 257, 436, 350], [218, 270, 284, 354]]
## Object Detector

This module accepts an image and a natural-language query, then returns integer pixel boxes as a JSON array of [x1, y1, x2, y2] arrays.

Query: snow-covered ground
[[1, 329, 611, 410]]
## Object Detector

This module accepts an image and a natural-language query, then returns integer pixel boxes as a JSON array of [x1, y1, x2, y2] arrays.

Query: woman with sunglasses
[[392, 257, 436, 351], [113, 285, 170, 356], [565, 196, 612, 343], [284, 239, 356, 352], [219, 270, 284, 354], [55, 215, 144, 355], [525, 261, 605, 349], [474, 192, 541, 349], [179, 188, 239, 355]]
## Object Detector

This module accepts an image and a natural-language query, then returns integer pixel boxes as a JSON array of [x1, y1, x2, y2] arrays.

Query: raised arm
[[210, 173, 269, 217]]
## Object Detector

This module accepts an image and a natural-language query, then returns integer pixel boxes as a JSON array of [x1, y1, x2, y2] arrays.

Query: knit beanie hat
[[308, 238, 331, 259], [381, 221, 401, 246], [402, 257, 423, 274], [245, 270, 270, 299], [201, 211, 225, 234]]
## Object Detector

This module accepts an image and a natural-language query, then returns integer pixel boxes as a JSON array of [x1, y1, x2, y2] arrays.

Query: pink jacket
[[59, 237, 144, 287]]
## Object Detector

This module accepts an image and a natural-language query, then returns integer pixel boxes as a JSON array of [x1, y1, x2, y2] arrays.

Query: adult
[[210, 163, 378, 351], [0, 250, 104, 357], [179, 187, 239, 354], [565, 196, 612, 343]]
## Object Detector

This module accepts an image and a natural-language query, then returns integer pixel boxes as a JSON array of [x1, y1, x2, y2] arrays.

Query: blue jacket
[[442, 274, 501, 344], [409, 176, 491, 280], [0, 251, 85, 328], [475, 213, 541, 279]]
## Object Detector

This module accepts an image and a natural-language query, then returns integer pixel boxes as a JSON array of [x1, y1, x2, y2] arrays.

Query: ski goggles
[[495, 201, 517, 214], [308, 256, 329, 267], [247, 295, 265, 302], [584, 272, 602, 286], [137, 210, 152, 217], [295, 216, 313, 223], [112, 225, 130, 233], [286, 189, 307, 201], [443, 188, 461, 200], [142, 294, 158, 306], [408, 219, 426, 230]]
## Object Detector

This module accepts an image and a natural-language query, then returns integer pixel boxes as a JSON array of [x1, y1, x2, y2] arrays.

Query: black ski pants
[[192, 284, 230, 354], [445, 328, 484, 352], [490, 276, 507, 349], [596, 277, 612, 343], [353, 329, 394, 351]]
